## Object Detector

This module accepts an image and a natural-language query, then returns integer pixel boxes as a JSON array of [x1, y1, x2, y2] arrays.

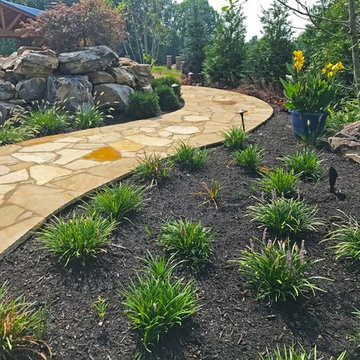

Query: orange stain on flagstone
[[83, 146, 122, 162], [215, 100, 236, 105]]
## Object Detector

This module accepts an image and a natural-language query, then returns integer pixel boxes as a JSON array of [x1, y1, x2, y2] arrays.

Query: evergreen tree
[[204, 7, 247, 87]]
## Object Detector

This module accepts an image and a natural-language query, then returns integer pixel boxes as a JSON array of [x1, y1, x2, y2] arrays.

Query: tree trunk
[[348, 0, 360, 109]]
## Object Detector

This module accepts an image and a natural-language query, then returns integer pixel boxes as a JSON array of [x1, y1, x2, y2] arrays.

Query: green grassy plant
[[260, 167, 300, 198], [234, 144, 263, 170], [174, 142, 207, 171], [127, 91, 161, 120], [0, 121, 28, 145], [93, 296, 108, 326], [326, 211, 360, 261], [155, 85, 180, 111], [194, 180, 222, 209], [74, 105, 107, 129], [88, 183, 146, 222], [223, 127, 249, 151], [0, 283, 49, 359], [135, 153, 170, 185], [238, 238, 323, 303], [152, 67, 181, 81], [247, 194, 323, 237], [159, 220, 213, 271], [38, 214, 116, 266], [121, 254, 200, 350], [281, 149, 325, 182]]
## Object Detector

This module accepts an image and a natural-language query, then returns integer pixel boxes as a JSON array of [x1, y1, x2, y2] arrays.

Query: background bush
[[127, 91, 161, 120]]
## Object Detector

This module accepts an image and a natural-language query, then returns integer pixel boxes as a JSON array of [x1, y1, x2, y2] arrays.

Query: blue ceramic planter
[[289, 110, 328, 140]]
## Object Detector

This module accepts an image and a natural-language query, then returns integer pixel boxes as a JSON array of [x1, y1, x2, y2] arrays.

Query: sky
[[206, 0, 318, 40]]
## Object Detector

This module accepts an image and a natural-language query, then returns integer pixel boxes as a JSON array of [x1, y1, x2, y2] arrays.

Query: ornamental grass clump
[[135, 153, 170, 185], [223, 127, 249, 151], [88, 183, 146, 222], [238, 237, 323, 303], [38, 214, 116, 266], [234, 144, 263, 171], [0, 120, 29, 145], [159, 220, 213, 271], [0, 283, 50, 359], [247, 193, 323, 237], [74, 105, 107, 129], [260, 167, 299, 198], [121, 254, 200, 350], [281, 149, 325, 182], [326, 211, 360, 261], [174, 142, 207, 171]]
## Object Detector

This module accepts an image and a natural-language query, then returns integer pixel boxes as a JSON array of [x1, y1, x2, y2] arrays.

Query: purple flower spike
[[249, 238, 255, 252], [286, 250, 292, 269], [300, 240, 306, 262], [262, 228, 268, 242]]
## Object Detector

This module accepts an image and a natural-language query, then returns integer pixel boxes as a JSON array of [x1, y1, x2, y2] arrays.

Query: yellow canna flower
[[327, 71, 334, 78], [293, 50, 305, 72], [332, 61, 345, 72]]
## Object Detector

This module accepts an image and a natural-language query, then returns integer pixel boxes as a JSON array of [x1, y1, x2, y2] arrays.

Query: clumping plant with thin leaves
[[247, 192, 323, 237], [38, 214, 116, 266], [258, 344, 346, 360], [0, 121, 28, 145], [159, 219, 213, 271], [135, 153, 170, 186], [0, 283, 50, 359], [238, 236, 324, 303], [121, 254, 200, 350], [223, 127, 249, 151], [234, 144, 263, 171], [74, 105, 108, 129], [326, 211, 360, 261], [260, 167, 300, 198], [193, 180, 222, 209], [173, 142, 207, 171], [93, 296, 108, 326], [88, 183, 146, 222], [281, 149, 325, 182]]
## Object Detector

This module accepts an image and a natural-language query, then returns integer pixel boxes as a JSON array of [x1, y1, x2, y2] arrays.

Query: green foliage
[[152, 76, 181, 100], [127, 91, 161, 120], [38, 214, 116, 266], [135, 153, 170, 185], [74, 105, 107, 129], [174, 142, 207, 170], [233, 144, 263, 170], [0, 39, 17, 56], [152, 66, 181, 80], [155, 85, 180, 111], [326, 211, 360, 261], [0, 283, 47, 358], [121, 254, 200, 350], [260, 167, 299, 198], [247, 195, 323, 237], [223, 127, 249, 151], [159, 219, 213, 271], [0, 121, 28, 146], [258, 344, 346, 360], [238, 238, 322, 303], [204, 6, 247, 87], [93, 296, 108, 324], [88, 183, 146, 222], [194, 180, 222, 209], [281, 149, 325, 182]]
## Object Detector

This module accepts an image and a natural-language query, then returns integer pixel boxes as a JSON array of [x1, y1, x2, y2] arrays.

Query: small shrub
[[234, 144, 263, 170], [74, 105, 107, 129], [282, 149, 325, 182], [88, 183, 146, 222], [38, 214, 116, 266], [155, 85, 180, 111], [247, 195, 323, 237], [135, 153, 170, 185], [238, 238, 323, 303], [152, 76, 181, 99], [127, 91, 161, 120], [0, 283, 49, 359], [223, 127, 249, 151], [260, 167, 299, 198], [193, 180, 222, 209], [326, 211, 360, 261], [121, 253, 200, 350], [159, 220, 213, 271], [174, 142, 207, 171], [258, 344, 346, 360], [0, 121, 27, 145]]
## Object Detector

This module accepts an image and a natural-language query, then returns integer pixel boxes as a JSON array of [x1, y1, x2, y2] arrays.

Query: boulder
[[0, 81, 15, 100], [118, 57, 152, 88], [0, 52, 18, 70], [142, 84, 153, 93], [47, 75, 93, 112], [109, 67, 136, 87], [59, 46, 119, 74], [16, 78, 46, 101], [94, 84, 134, 110], [87, 71, 114, 85], [0, 100, 26, 124]]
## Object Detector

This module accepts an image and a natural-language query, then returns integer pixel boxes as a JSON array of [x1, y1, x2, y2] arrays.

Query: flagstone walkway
[[0, 86, 273, 255]]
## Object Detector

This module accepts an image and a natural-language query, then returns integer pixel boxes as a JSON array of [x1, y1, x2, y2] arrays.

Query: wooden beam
[[0, 29, 19, 37], [0, 7, 6, 30], [7, 13, 21, 30]]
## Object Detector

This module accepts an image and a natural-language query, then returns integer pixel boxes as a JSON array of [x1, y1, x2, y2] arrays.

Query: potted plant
[[280, 50, 344, 141]]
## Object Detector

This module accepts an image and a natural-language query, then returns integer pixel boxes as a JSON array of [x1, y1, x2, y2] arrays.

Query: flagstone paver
[[0, 86, 273, 255]]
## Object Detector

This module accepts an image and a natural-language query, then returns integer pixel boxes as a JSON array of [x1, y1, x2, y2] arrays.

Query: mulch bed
[[1, 110, 360, 359]]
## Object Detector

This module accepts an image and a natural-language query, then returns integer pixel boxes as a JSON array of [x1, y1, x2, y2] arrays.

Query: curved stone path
[[0, 86, 273, 255]]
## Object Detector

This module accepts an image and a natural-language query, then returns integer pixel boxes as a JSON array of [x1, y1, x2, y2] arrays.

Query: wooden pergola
[[0, 0, 42, 38]]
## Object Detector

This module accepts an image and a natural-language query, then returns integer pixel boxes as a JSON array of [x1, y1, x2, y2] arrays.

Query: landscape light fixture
[[238, 109, 247, 131], [171, 83, 180, 98]]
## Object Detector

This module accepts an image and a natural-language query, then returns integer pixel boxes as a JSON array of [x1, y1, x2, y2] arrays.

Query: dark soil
[[1, 110, 360, 360]]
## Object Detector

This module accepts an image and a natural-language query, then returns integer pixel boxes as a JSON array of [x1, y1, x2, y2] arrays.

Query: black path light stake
[[238, 109, 247, 132], [329, 166, 338, 193]]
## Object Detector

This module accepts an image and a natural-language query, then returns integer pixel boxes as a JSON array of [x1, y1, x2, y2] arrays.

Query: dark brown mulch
[[1, 110, 360, 360]]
